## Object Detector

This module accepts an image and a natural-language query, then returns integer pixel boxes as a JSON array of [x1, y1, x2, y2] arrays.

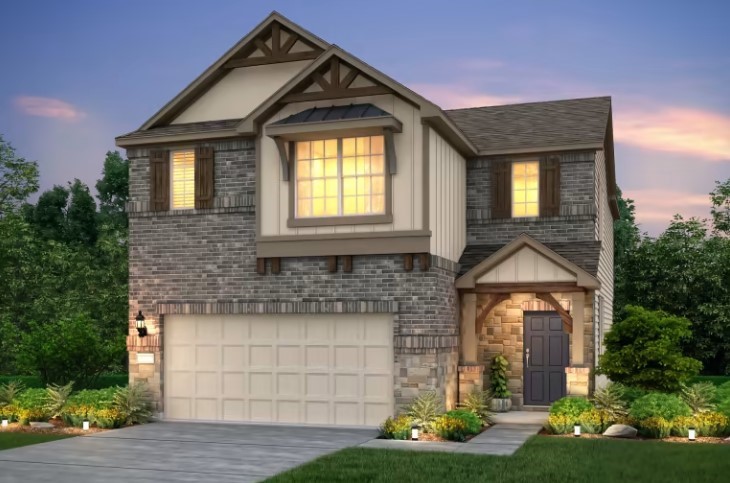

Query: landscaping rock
[[603, 424, 638, 438], [29, 422, 54, 429]]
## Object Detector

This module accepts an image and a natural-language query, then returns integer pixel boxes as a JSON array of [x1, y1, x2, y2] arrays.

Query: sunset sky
[[1, 0, 728, 235]]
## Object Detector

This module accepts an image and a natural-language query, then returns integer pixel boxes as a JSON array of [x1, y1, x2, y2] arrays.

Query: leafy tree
[[598, 306, 702, 391], [15, 315, 125, 388], [613, 186, 640, 314], [0, 135, 39, 215], [710, 178, 730, 235], [24, 180, 98, 246], [96, 151, 129, 229], [66, 179, 98, 245]]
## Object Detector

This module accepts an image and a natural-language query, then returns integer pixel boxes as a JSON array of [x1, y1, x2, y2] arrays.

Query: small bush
[[62, 387, 122, 428], [618, 385, 649, 405], [444, 409, 482, 435], [379, 415, 413, 440], [592, 383, 628, 421], [15, 388, 52, 424], [0, 404, 18, 422], [629, 393, 692, 421], [0, 374, 128, 390], [45, 382, 74, 418], [458, 388, 494, 425], [550, 397, 593, 421], [695, 412, 730, 437], [405, 391, 443, 432], [578, 408, 611, 434], [490, 355, 511, 399], [546, 414, 575, 434], [680, 382, 716, 414], [0, 381, 25, 406], [670, 416, 695, 437], [432, 415, 468, 442], [113, 382, 153, 425], [714, 382, 730, 417], [637, 417, 672, 438]]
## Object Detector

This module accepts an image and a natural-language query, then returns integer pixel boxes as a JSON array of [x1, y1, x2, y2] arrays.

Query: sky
[[1, 0, 728, 235]]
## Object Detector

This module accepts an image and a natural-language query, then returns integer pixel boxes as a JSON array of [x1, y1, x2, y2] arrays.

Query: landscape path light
[[573, 423, 581, 437]]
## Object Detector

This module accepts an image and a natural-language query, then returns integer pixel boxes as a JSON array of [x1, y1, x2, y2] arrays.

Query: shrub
[[637, 417, 672, 438], [490, 355, 511, 398], [15, 388, 52, 424], [629, 393, 692, 421], [0, 381, 25, 406], [618, 384, 649, 405], [405, 391, 443, 432], [680, 382, 716, 414], [592, 383, 628, 421], [432, 415, 468, 442], [45, 382, 74, 418], [579, 408, 611, 434], [695, 412, 730, 437], [0, 374, 128, 390], [714, 382, 730, 417], [113, 382, 153, 425], [444, 409, 482, 435], [670, 416, 695, 437], [15, 315, 125, 389], [62, 387, 121, 428], [597, 306, 702, 391], [458, 388, 494, 425], [0, 404, 18, 422], [379, 415, 413, 440], [546, 414, 574, 434], [550, 397, 593, 421]]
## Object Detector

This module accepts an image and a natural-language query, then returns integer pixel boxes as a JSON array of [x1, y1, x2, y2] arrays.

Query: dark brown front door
[[524, 311, 569, 406]]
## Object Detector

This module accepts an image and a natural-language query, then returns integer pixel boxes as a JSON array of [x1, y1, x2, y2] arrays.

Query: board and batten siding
[[260, 94, 425, 237], [594, 149, 614, 360], [171, 60, 313, 124], [428, 127, 466, 263]]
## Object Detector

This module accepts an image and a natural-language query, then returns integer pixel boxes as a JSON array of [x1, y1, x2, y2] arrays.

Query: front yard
[[267, 436, 730, 483], [0, 432, 72, 451]]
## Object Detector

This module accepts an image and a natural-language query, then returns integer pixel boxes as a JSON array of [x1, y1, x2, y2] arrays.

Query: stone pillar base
[[458, 365, 485, 405], [565, 366, 591, 397]]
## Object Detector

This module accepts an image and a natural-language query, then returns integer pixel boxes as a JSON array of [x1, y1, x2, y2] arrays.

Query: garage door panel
[[164, 314, 393, 426]]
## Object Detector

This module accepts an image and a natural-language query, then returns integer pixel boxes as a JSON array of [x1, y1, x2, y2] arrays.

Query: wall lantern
[[688, 427, 696, 441], [573, 423, 581, 437], [136, 310, 148, 337], [1, 419, 7, 428], [411, 424, 420, 441]]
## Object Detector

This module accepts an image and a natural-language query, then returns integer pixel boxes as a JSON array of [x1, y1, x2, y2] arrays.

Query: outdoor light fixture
[[688, 427, 696, 441], [411, 424, 420, 441], [136, 310, 148, 337], [1, 419, 7, 428], [574, 423, 581, 437], [82, 419, 90, 431]]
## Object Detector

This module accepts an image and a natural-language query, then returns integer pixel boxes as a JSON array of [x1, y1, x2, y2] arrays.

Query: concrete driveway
[[0, 422, 378, 482]]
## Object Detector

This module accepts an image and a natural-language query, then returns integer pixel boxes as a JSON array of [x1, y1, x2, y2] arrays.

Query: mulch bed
[[382, 424, 493, 443], [539, 428, 729, 445], [0, 420, 106, 436]]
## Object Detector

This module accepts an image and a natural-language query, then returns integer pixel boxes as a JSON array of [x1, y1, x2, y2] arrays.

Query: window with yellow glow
[[171, 150, 195, 209], [512, 161, 539, 217], [296, 135, 385, 218]]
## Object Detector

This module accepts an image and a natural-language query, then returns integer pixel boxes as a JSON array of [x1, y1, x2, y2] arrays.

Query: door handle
[[526, 348, 530, 368]]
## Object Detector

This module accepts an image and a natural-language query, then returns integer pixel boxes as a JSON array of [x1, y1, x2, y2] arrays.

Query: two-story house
[[116, 12, 618, 426]]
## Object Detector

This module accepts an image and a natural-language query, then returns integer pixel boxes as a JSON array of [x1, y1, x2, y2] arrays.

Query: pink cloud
[[623, 189, 711, 228], [614, 106, 730, 161], [410, 83, 522, 109], [14, 96, 85, 121]]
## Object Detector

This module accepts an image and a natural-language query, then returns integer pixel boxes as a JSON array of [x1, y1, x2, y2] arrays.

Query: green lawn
[[0, 433, 73, 451], [267, 436, 730, 483]]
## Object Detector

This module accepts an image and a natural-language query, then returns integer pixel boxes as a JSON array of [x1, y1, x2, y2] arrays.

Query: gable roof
[[445, 96, 611, 154], [455, 234, 601, 290], [138, 12, 329, 131]]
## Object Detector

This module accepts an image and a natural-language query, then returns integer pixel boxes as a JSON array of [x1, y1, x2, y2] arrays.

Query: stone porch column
[[460, 293, 478, 364], [565, 291, 589, 396]]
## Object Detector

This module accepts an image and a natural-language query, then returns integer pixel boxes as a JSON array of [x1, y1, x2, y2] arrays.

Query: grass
[[267, 436, 730, 483], [0, 374, 128, 389], [0, 432, 73, 451], [691, 375, 730, 386]]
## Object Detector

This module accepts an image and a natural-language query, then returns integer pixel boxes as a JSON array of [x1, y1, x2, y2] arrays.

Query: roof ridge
[[444, 95, 611, 113]]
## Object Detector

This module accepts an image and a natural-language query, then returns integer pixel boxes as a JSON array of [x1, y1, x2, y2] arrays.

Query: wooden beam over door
[[475, 294, 509, 335], [461, 283, 583, 294], [536, 292, 574, 332]]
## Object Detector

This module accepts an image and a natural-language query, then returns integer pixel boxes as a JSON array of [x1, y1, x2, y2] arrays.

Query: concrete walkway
[[0, 422, 378, 482], [360, 411, 547, 456]]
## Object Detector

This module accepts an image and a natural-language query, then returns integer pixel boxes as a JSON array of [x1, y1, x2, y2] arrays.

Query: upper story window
[[171, 150, 195, 209], [512, 161, 539, 217], [295, 135, 386, 219]]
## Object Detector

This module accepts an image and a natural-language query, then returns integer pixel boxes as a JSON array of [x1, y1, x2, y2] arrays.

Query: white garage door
[[164, 314, 394, 426]]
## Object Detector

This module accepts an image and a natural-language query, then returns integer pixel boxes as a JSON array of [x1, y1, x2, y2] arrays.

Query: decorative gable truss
[[223, 21, 324, 68]]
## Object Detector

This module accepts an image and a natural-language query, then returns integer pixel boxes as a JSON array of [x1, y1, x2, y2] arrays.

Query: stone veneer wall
[[466, 152, 598, 245], [126, 140, 460, 413], [477, 293, 594, 407]]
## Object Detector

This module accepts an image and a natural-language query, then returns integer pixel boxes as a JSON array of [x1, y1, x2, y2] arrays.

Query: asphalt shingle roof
[[458, 241, 602, 277], [117, 119, 242, 140], [445, 96, 611, 153]]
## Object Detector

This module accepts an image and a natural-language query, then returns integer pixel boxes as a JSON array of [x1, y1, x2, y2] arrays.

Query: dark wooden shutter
[[195, 146, 215, 209], [491, 161, 511, 219], [149, 150, 169, 211], [540, 155, 561, 217]]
